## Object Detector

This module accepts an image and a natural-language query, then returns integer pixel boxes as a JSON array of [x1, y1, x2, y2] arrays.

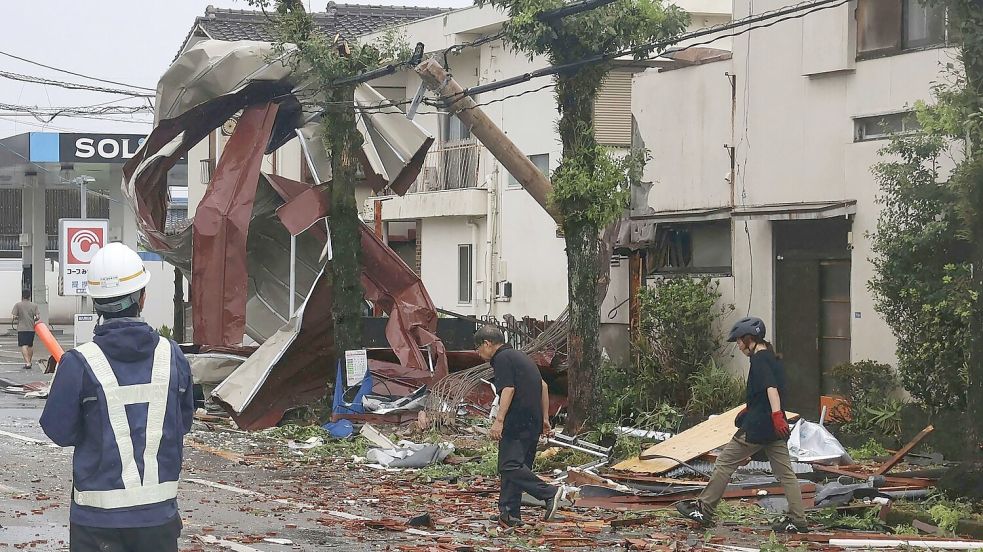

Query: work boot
[[543, 486, 563, 521], [772, 517, 809, 533], [675, 500, 714, 527], [490, 513, 524, 527]]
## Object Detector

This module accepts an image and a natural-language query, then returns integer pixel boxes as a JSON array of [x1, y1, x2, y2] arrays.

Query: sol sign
[[58, 219, 109, 296], [59, 134, 146, 163]]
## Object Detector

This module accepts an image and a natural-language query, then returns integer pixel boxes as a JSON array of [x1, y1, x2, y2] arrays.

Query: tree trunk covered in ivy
[[257, 0, 409, 411], [474, 0, 688, 431], [325, 85, 364, 357], [950, 1, 983, 455], [928, 0, 983, 454], [557, 74, 604, 431]]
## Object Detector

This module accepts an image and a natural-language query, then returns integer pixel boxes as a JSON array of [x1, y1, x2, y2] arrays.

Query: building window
[[507, 153, 549, 189], [442, 113, 472, 144], [857, 0, 948, 59], [458, 244, 473, 304], [854, 111, 921, 142], [647, 220, 732, 276]]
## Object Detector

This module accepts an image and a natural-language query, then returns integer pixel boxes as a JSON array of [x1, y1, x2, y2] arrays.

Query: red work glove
[[771, 411, 790, 439], [734, 407, 748, 428]]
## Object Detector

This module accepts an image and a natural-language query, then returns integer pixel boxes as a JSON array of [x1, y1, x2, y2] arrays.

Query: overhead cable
[[0, 49, 156, 91], [442, 0, 850, 102], [0, 70, 155, 98]]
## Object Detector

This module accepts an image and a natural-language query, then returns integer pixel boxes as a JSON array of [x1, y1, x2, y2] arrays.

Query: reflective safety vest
[[72, 337, 179, 509]]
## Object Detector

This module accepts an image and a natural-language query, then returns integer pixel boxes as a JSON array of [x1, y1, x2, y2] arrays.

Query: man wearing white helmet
[[40, 242, 194, 551]]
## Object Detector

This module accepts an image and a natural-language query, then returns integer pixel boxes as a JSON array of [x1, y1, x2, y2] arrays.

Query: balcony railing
[[384, 140, 482, 195]]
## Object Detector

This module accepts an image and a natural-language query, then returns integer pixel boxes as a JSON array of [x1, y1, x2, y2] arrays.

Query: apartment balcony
[[369, 140, 488, 220]]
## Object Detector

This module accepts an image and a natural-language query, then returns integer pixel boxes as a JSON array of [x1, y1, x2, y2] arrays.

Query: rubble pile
[[185, 406, 983, 551]]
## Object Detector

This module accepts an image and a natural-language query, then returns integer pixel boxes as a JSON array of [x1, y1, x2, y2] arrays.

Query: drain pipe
[[485, 170, 497, 316]]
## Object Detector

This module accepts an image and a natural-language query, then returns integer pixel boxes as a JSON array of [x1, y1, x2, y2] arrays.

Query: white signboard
[[58, 219, 109, 296], [345, 349, 368, 386], [74, 314, 98, 347]]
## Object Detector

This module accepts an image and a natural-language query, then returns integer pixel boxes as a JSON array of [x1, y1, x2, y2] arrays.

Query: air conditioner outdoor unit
[[495, 280, 512, 301]]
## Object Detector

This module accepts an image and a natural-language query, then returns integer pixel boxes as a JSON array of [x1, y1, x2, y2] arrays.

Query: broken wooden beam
[[875, 425, 934, 476]]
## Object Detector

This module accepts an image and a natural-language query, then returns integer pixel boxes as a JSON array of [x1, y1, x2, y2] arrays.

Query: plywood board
[[612, 406, 798, 474]]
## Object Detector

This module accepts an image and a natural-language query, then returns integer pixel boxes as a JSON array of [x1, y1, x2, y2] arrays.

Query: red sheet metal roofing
[[192, 102, 280, 347], [123, 88, 450, 428]]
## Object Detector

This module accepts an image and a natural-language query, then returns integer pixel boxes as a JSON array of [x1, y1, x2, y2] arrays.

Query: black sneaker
[[490, 513, 524, 527], [22, 364, 31, 370], [675, 500, 714, 527], [543, 486, 563, 521], [772, 517, 809, 533]]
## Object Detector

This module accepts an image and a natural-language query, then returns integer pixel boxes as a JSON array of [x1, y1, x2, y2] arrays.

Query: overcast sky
[[0, 0, 469, 139]]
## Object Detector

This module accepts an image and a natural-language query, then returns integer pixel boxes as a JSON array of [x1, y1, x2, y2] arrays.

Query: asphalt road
[[0, 331, 377, 551]]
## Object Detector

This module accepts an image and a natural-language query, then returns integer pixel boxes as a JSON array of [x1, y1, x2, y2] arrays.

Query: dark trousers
[[70, 515, 181, 552], [498, 430, 557, 518]]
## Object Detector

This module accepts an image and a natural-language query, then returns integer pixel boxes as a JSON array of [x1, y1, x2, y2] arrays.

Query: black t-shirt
[[740, 348, 788, 444], [491, 345, 544, 435]]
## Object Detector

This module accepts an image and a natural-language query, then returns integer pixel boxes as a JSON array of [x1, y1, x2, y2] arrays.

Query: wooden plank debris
[[613, 406, 798, 474], [874, 425, 934, 475]]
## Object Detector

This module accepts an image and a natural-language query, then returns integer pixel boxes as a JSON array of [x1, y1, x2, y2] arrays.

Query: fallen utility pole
[[414, 58, 558, 223]]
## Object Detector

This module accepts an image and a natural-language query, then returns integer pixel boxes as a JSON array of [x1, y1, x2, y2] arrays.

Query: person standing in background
[[11, 289, 40, 370]]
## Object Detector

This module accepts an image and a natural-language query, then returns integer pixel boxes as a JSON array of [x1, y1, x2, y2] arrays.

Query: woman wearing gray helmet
[[675, 316, 808, 533]]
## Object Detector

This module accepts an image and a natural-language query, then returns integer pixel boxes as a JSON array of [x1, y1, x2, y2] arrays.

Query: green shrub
[[685, 359, 745, 416], [831, 360, 906, 443], [830, 360, 896, 407], [157, 324, 173, 339], [848, 438, 890, 461], [633, 277, 734, 406], [929, 500, 972, 534], [869, 128, 971, 411]]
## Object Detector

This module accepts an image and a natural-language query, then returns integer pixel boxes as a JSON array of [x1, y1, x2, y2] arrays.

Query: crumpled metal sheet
[[360, 223, 448, 381], [155, 40, 299, 124], [212, 263, 336, 430], [355, 83, 434, 195], [193, 101, 281, 347], [209, 174, 447, 429], [185, 353, 248, 386], [124, 38, 448, 429]]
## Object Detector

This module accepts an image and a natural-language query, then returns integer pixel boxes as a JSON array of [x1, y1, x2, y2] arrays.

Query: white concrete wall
[[357, 1, 733, 321], [634, 0, 955, 372], [419, 216, 487, 316], [635, 59, 734, 212]]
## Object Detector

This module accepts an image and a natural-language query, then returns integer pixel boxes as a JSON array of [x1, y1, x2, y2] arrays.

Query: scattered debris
[[365, 440, 454, 468], [788, 419, 853, 465]]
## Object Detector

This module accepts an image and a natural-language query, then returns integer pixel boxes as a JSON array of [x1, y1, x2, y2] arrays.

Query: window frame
[[853, 111, 921, 142], [507, 153, 549, 189], [457, 243, 473, 304], [856, 0, 950, 61], [646, 220, 733, 277]]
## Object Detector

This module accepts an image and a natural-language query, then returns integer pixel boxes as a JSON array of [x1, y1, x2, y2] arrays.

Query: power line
[[313, 0, 846, 118], [0, 49, 156, 92], [439, 0, 849, 103], [0, 70, 155, 98], [314, 0, 847, 114], [0, 102, 153, 125], [0, 115, 85, 133]]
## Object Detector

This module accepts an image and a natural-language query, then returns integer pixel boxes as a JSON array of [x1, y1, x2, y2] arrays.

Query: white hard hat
[[86, 242, 151, 300]]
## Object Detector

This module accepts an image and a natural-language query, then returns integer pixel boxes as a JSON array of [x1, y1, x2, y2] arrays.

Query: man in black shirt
[[476, 326, 563, 526]]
